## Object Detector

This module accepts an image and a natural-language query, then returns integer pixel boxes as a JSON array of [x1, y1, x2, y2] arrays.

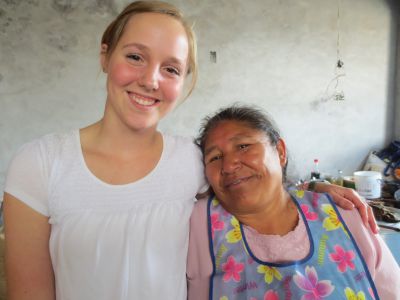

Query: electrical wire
[[322, 0, 346, 102]]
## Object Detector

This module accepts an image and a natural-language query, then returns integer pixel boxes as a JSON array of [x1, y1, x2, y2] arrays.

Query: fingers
[[337, 187, 362, 210], [344, 188, 364, 207], [355, 199, 369, 228], [343, 189, 379, 234], [314, 183, 354, 209], [335, 194, 355, 210], [367, 205, 379, 234]]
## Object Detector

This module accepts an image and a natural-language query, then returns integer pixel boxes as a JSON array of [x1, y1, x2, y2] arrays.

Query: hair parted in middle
[[100, 0, 198, 98], [195, 104, 288, 180]]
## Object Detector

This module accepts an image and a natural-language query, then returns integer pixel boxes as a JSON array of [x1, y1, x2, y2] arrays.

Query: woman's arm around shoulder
[[338, 207, 400, 300], [313, 182, 378, 233], [3, 193, 55, 300]]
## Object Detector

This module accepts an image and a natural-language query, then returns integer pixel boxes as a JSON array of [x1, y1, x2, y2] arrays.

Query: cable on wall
[[324, 0, 346, 102]]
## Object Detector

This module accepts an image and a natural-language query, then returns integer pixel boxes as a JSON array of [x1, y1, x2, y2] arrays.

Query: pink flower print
[[312, 192, 319, 208], [293, 266, 335, 300], [211, 212, 225, 238], [222, 255, 244, 283], [301, 204, 318, 221], [329, 245, 355, 273], [264, 290, 280, 300]]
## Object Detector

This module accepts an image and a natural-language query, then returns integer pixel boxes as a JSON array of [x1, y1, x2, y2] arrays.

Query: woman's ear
[[100, 44, 108, 73], [276, 138, 287, 167]]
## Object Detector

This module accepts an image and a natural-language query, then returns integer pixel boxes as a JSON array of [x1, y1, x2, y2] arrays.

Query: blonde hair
[[101, 1, 198, 98]]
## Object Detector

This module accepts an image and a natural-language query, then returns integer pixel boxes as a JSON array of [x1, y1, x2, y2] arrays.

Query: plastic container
[[353, 171, 382, 199]]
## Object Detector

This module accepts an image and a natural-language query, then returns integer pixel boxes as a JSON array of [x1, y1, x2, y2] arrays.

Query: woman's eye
[[165, 67, 180, 76], [126, 54, 142, 61], [208, 155, 222, 163], [238, 144, 250, 150]]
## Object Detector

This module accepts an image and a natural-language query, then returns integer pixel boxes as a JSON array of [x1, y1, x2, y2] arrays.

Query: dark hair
[[195, 104, 288, 180]]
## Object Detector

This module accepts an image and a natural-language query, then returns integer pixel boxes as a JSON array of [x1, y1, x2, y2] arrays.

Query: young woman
[[3, 2, 375, 299]]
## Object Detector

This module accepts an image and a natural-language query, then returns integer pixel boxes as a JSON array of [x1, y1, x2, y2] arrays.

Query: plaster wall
[[0, 0, 398, 193]]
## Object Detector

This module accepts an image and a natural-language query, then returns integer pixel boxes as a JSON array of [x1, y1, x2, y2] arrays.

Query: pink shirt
[[187, 198, 400, 300]]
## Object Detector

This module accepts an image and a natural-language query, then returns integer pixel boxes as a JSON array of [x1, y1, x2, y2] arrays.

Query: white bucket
[[353, 171, 382, 199]]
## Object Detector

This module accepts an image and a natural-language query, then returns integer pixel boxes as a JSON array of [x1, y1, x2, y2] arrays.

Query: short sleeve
[[192, 145, 209, 194], [4, 139, 50, 216]]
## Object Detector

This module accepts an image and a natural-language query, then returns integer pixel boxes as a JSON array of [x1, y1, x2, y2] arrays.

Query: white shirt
[[5, 130, 207, 300]]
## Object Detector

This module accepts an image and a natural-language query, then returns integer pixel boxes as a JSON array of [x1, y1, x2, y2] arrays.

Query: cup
[[353, 171, 382, 199]]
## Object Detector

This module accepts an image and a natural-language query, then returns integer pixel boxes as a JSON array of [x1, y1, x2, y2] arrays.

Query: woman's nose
[[139, 65, 159, 91], [221, 153, 240, 175]]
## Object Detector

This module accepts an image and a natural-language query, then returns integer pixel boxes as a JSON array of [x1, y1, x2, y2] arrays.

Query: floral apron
[[208, 190, 379, 300]]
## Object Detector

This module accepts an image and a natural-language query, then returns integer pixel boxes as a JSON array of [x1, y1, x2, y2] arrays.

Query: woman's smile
[[223, 174, 256, 189], [101, 12, 189, 131], [127, 91, 160, 108]]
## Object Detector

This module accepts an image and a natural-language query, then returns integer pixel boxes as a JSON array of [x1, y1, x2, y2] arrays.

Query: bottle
[[335, 170, 343, 186], [310, 159, 320, 180]]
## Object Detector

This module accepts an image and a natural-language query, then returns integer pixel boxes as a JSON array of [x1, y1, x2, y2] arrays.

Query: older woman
[[187, 105, 400, 300]]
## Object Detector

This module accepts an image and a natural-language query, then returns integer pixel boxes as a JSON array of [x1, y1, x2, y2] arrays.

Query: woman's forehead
[[205, 121, 268, 145], [118, 12, 189, 60], [208, 120, 261, 136]]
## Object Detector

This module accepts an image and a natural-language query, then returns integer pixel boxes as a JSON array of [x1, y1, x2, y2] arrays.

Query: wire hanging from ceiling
[[323, 0, 346, 101]]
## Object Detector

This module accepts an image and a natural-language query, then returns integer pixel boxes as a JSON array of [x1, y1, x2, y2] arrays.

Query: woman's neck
[[81, 117, 159, 158], [236, 190, 299, 236], [79, 118, 163, 185]]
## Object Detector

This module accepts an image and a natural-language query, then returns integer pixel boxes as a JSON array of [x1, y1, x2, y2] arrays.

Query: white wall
[[395, 2, 400, 139], [0, 0, 398, 194]]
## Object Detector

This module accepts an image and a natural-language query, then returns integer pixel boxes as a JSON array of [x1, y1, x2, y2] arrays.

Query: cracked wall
[[0, 0, 398, 191]]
